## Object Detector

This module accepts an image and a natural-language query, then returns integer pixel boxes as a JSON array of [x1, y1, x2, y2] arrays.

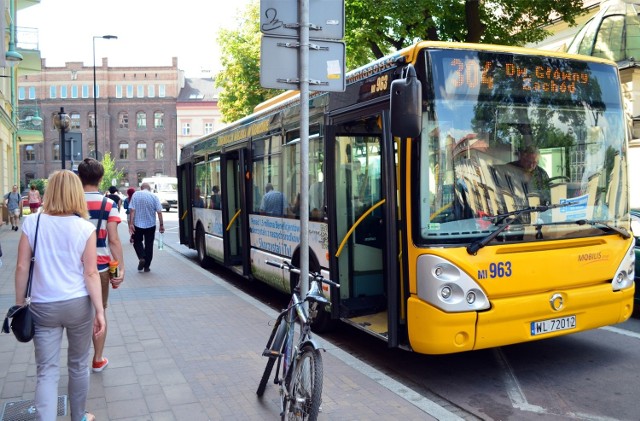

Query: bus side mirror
[[390, 64, 422, 139]]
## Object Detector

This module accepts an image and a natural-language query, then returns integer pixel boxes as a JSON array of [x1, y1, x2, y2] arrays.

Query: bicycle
[[256, 260, 340, 420]]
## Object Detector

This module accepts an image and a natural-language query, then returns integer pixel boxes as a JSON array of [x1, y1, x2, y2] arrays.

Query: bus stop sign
[[260, 0, 344, 40], [260, 36, 345, 91]]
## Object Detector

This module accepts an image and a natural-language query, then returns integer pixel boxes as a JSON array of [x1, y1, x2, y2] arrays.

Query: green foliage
[[215, 2, 282, 122], [344, 0, 585, 67], [98, 153, 125, 193], [216, 0, 586, 118]]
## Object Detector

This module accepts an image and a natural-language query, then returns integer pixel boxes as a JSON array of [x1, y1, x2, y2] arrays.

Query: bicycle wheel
[[283, 344, 323, 421]]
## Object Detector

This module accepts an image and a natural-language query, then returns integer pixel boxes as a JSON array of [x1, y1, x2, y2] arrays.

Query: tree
[[99, 152, 125, 193], [216, 0, 586, 118], [215, 2, 282, 122], [344, 0, 586, 68]]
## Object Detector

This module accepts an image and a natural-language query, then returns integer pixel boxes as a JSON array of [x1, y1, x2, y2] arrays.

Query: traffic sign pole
[[260, 0, 345, 301], [299, 0, 310, 304]]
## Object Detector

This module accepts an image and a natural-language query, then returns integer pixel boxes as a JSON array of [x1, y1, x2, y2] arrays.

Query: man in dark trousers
[[128, 182, 164, 272]]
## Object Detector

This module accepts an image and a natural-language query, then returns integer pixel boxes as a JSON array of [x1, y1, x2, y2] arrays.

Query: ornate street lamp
[[93, 34, 118, 160], [53, 107, 70, 169]]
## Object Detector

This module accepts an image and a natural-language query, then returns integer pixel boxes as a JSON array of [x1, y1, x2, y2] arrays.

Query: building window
[[25, 173, 35, 186], [148, 85, 155, 97], [88, 142, 96, 159], [116, 85, 123, 98], [53, 143, 60, 160], [204, 122, 214, 134], [137, 171, 146, 185], [119, 142, 129, 160], [158, 84, 166, 97], [126, 85, 134, 98], [154, 141, 164, 160], [88, 112, 95, 128], [71, 113, 81, 129], [18, 87, 25, 100], [137, 85, 144, 98], [95, 85, 100, 98], [136, 142, 147, 160], [136, 112, 147, 129], [82, 85, 89, 98], [50, 86, 57, 99], [29, 87, 36, 99], [182, 123, 191, 136], [25, 145, 35, 161], [60, 86, 68, 98], [71, 85, 78, 98], [154, 112, 164, 129], [119, 112, 129, 129]]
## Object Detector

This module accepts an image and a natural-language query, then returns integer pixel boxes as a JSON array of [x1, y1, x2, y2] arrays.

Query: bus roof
[[180, 41, 618, 163]]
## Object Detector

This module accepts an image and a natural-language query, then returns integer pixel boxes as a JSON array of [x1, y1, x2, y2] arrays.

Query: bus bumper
[[407, 283, 634, 355]]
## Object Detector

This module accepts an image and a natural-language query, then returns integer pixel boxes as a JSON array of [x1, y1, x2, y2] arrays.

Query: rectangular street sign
[[260, 36, 345, 92], [64, 132, 83, 162], [260, 0, 344, 40]]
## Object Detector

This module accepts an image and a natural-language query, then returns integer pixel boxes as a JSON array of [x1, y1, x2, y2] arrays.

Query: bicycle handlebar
[[265, 260, 340, 288]]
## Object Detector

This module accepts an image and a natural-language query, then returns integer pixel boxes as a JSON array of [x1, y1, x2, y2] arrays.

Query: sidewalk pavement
[[0, 220, 458, 420]]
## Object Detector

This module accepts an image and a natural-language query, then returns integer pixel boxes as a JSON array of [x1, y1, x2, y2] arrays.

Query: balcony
[[17, 104, 44, 144], [16, 26, 42, 75]]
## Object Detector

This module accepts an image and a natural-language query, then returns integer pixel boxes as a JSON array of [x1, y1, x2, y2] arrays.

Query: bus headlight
[[612, 242, 635, 291], [417, 255, 490, 312]]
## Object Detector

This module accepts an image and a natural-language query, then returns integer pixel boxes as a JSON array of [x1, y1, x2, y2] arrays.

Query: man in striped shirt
[[78, 158, 125, 373], [128, 182, 164, 272]]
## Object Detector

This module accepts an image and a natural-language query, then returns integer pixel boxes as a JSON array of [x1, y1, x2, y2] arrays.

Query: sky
[[18, 0, 253, 77]]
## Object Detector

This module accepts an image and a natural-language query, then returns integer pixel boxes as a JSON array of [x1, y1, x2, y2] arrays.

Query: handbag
[[2, 213, 41, 342]]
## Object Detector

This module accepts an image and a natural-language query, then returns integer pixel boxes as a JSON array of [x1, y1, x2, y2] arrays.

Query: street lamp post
[[93, 34, 118, 161], [53, 107, 70, 169]]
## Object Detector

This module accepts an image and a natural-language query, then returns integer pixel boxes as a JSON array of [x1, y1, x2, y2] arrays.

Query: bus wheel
[[196, 225, 214, 268]]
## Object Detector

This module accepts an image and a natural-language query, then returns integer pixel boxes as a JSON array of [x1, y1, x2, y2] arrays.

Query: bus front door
[[330, 114, 389, 341], [221, 149, 250, 274]]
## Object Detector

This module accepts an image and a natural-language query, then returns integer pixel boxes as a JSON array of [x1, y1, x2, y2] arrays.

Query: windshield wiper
[[575, 219, 631, 239], [466, 202, 577, 255]]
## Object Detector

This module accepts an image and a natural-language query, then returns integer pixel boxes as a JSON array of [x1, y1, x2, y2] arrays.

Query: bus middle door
[[221, 148, 251, 274]]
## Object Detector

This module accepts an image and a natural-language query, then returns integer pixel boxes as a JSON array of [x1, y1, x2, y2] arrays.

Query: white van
[[141, 176, 178, 212]]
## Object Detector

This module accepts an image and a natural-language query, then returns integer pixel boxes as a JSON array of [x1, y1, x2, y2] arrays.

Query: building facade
[[176, 77, 224, 161], [17, 57, 180, 188], [1, 0, 41, 203]]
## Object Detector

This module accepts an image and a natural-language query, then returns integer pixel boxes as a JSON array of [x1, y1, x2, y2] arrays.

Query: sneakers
[[137, 258, 145, 271], [12, 226, 18, 231], [92, 357, 108, 372], [144, 267, 151, 272]]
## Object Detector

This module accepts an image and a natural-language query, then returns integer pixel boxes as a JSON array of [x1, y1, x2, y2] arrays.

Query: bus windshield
[[418, 49, 629, 244]]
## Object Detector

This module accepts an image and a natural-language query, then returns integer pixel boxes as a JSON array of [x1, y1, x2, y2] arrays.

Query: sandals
[[81, 412, 96, 421]]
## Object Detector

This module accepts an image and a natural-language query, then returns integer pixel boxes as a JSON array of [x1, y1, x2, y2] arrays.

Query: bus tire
[[196, 225, 214, 268]]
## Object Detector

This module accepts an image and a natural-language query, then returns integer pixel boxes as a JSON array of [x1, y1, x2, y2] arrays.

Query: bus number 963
[[478, 262, 512, 279]]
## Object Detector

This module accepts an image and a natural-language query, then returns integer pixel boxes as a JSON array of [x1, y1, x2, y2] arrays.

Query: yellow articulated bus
[[178, 41, 635, 354]]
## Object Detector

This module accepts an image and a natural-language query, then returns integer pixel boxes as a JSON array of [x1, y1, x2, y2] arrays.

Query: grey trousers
[[30, 296, 94, 421]]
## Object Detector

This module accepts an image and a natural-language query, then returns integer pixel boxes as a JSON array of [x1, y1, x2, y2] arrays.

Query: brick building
[[17, 57, 180, 188]]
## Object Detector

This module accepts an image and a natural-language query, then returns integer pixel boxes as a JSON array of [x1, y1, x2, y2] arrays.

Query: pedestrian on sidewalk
[[123, 187, 136, 244], [128, 182, 164, 272], [78, 158, 125, 373], [3, 184, 22, 231], [15, 170, 105, 421], [28, 184, 41, 214], [106, 186, 122, 212]]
